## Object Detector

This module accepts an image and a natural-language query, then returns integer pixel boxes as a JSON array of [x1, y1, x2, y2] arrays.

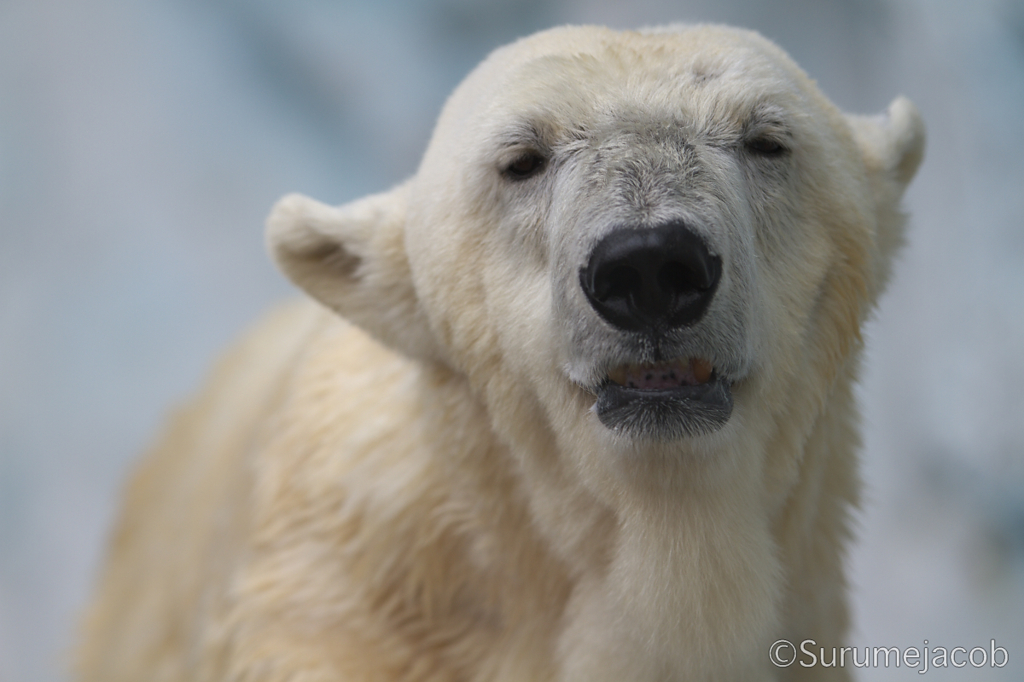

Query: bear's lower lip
[[594, 370, 733, 440]]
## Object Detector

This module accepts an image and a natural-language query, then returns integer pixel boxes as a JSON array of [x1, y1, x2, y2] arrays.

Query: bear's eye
[[745, 136, 789, 157], [503, 152, 546, 180]]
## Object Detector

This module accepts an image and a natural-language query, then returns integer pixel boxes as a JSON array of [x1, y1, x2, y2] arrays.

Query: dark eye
[[503, 152, 546, 180], [745, 136, 788, 157]]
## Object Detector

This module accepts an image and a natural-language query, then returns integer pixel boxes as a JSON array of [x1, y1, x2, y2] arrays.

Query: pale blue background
[[1, 1, 1022, 680]]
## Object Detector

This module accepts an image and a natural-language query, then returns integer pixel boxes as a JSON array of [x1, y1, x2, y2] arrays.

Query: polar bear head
[[268, 25, 923, 481]]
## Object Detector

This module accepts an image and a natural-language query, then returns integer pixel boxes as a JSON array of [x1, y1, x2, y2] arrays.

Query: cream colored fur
[[77, 25, 924, 682]]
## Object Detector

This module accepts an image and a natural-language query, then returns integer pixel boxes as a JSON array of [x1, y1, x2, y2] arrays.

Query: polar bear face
[[269, 25, 923, 468]]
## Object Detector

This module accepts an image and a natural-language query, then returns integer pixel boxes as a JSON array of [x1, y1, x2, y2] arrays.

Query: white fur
[[78, 24, 924, 682]]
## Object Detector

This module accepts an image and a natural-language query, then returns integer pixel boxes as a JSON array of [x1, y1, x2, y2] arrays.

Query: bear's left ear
[[846, 96, 925, 294], [266, 184, 443, 363], [847, 95, 926, 193]]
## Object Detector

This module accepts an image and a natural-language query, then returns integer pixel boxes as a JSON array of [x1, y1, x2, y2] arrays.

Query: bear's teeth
[[607, 366, 630, 386], [607, 358, 714, 389], [692, 357, 713, 384]]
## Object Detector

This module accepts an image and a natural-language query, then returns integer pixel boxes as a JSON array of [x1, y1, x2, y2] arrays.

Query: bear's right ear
[[266, 184, 443, 363]]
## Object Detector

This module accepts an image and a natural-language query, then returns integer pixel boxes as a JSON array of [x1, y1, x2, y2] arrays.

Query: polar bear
[[77, 24, 924, 682]]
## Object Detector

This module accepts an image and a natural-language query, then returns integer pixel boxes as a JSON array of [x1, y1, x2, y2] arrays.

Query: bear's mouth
[[594, 357, 733, 439], [606, 357, 713, 389]]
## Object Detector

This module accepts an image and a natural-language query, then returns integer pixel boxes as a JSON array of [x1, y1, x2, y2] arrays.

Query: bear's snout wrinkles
[[579, 222, 721, 333]]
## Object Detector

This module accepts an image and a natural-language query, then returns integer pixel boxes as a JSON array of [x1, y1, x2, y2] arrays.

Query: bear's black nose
[[580, 223, 721, 333]]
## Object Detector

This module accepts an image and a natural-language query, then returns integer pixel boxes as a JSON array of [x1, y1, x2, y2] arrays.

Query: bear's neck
[[477, 359, 861, 681]]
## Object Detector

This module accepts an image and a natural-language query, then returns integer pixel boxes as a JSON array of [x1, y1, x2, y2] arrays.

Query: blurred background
[[1, 0, 1022, 680]]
